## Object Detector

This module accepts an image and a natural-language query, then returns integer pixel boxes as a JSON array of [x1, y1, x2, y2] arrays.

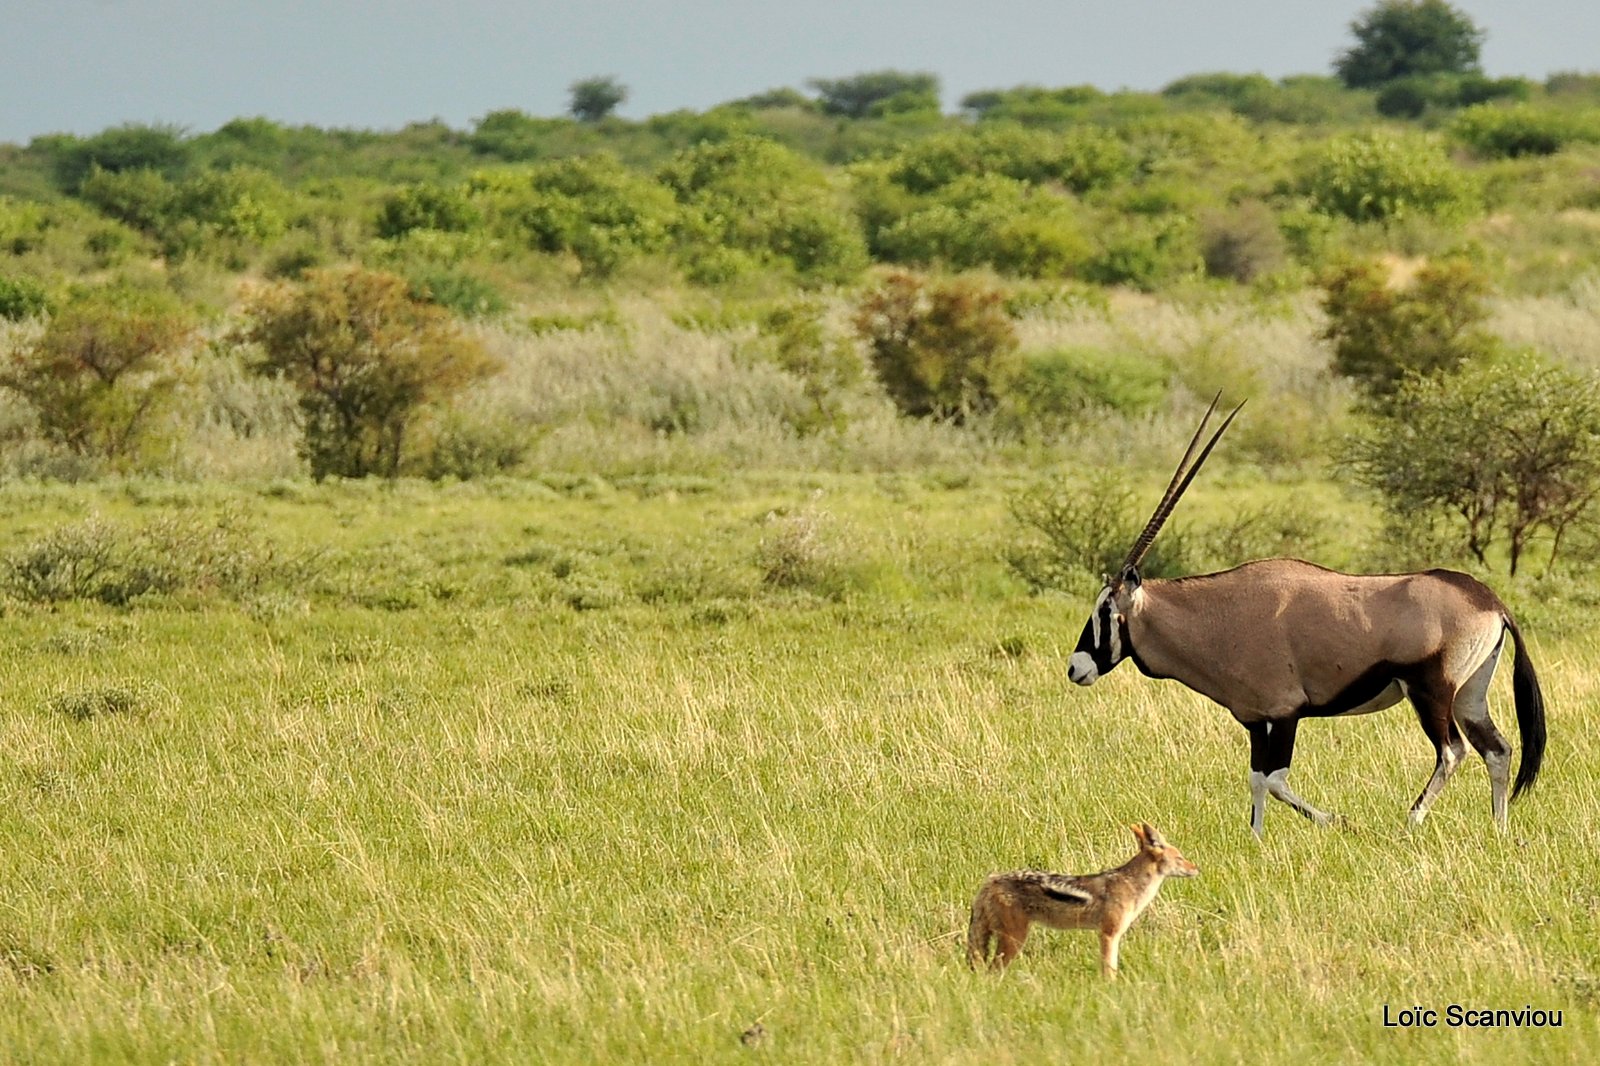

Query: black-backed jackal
[[966, 823, 1198, 977]]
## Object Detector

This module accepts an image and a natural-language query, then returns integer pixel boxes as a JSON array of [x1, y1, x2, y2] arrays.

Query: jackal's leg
[[1247, 718, 1332, 836], [1100, 927, 1122, 979], [992, 910, 1030, 970], [1452, 638, 1511, 830]]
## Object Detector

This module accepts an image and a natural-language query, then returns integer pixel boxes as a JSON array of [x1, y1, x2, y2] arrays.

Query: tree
[[807, 71, 941, 118], [1347, 353, 1600, 575], [1335, 1, 1484, 89], [568, 76, 628, 123], [237, 268, 500, 479], [853, 272, 1018, 422], [0, 284, 193, 462], [1320, 257, 1498, 402]]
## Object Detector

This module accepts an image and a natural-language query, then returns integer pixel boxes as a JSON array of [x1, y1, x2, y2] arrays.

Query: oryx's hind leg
[[1247, 717, 1333, 837], [1451, 637, 1512, 830]]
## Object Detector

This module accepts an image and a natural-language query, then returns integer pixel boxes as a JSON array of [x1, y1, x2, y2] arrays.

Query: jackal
[[966, 823, 1198, 976]]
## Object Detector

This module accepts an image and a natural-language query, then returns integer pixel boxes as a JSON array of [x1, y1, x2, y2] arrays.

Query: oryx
[[1067, 398, 1546, 836]]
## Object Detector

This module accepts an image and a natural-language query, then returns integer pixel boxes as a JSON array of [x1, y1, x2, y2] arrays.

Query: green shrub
[[1006, 473, 1193, 593], [3, 512, 314, 606], [0, 275, 50, 320], [1319, 256, 1497, 401], [886, 126, 1132, 196], [1002, 346, 1169, 434], [853, 272, 1020, 421], [1345, 351, 1600, 575], [0, 283, 194, 463], [1083, 216, 1199, 290], [473, 157, 678, 279], [406, 267, 508, 319], [1450, 103, 1593, 158], [874, 175, 1090, 278], [1303, 132, 1478, 223], [238, 267, 501, 479], [751, 301, 864, 435], [658, 136, 866, 285], [376, 182, 482, 238], [422, 413, 530, 479], [1200, 202, 1289, 282]]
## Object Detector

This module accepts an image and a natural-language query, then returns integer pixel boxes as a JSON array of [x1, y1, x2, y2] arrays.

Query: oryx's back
[[1133, 559, 1510, 721]]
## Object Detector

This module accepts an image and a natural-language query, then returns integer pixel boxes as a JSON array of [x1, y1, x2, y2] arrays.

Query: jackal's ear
[[1142, 823, 1166, 848], [1130, 823, 1148, 844]]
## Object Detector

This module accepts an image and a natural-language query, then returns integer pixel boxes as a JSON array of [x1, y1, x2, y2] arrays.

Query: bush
[[873, 175, 1090, 278], [237, 267, 501, 479], [751, 301, 864, 435], [657, 136, 867, 285], [0, 275, 50, 320], [853, 272, 1019, 422], [807, 71, 941, 118], [0, 283, 193, 463], [376, 182, 482, 238], [1006, 473, 1193, 593], [1346, 352, 1600, 575], [1450, 103, 1592, 158], [1001, 346, 1169, 435], [406, 267, 508, 319], [1200, 202, 1289, 282], [1303, 132, 1477, 223], [474, 157, 678, 278], [886, 126, 1132, 196], [3, 512, 314, 606], [1319, 256, 1497, 402], [1083, 216, 1199, 290]]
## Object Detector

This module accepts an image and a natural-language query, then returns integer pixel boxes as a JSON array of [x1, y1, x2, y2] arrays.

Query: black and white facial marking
[[1067, 577, 1135, 686]]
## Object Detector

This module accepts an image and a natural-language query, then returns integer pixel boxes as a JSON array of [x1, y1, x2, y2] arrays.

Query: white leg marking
[[1265, 768, 1334, 826], [1249, 770, 1268, 837], [1408, 742, 1465, 826]]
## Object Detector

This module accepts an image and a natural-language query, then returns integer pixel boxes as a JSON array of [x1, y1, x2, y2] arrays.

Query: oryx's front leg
[[1246, 718, 1334, 837]]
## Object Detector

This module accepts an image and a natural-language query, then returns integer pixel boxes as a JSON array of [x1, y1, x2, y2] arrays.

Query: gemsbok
[[1066, 398, 1546, 836]]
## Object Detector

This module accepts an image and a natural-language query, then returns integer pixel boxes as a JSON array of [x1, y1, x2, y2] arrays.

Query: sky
[[2, 1, 1597, 145]]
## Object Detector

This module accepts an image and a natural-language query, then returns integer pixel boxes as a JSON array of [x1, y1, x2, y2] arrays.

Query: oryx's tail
[[1506, 616, 1546, 800]]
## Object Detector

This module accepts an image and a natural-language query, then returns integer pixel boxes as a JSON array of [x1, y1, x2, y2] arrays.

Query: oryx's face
[[1067, 571, 1138, 686]]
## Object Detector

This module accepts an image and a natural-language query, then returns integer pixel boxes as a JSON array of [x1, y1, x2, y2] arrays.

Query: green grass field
[[0, 475, 1594, 1063]]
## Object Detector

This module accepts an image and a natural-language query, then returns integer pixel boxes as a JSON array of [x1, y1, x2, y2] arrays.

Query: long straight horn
[[1120, 396, 1246, 576]]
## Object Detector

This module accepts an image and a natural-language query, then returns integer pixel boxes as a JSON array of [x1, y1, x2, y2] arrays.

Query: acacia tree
[[1347, 353, 1600, 575], [1335, 0, 1485, 89], [0, 284, 192, 462], [568, 76, 627, 123], [238, 268, 500, 479], [807, 71, 941, 117]]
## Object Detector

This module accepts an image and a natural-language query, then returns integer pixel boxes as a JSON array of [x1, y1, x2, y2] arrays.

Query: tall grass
[[0, 478, 1592, 1062]]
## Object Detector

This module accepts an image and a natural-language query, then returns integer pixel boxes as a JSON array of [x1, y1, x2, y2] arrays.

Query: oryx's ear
[[1119, 565, 1142, 592]]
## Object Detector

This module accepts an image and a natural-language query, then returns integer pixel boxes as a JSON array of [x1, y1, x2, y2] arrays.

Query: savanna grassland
[[7, 8, 1600, 1059], [0, 470, 1596, 1064]]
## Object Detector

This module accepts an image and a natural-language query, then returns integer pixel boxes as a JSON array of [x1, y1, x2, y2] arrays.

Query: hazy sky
[[3, 1, 1596, 144]]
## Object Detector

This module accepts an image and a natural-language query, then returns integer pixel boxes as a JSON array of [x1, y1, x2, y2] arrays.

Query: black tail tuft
[[1506, 616, 1546, 800]]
